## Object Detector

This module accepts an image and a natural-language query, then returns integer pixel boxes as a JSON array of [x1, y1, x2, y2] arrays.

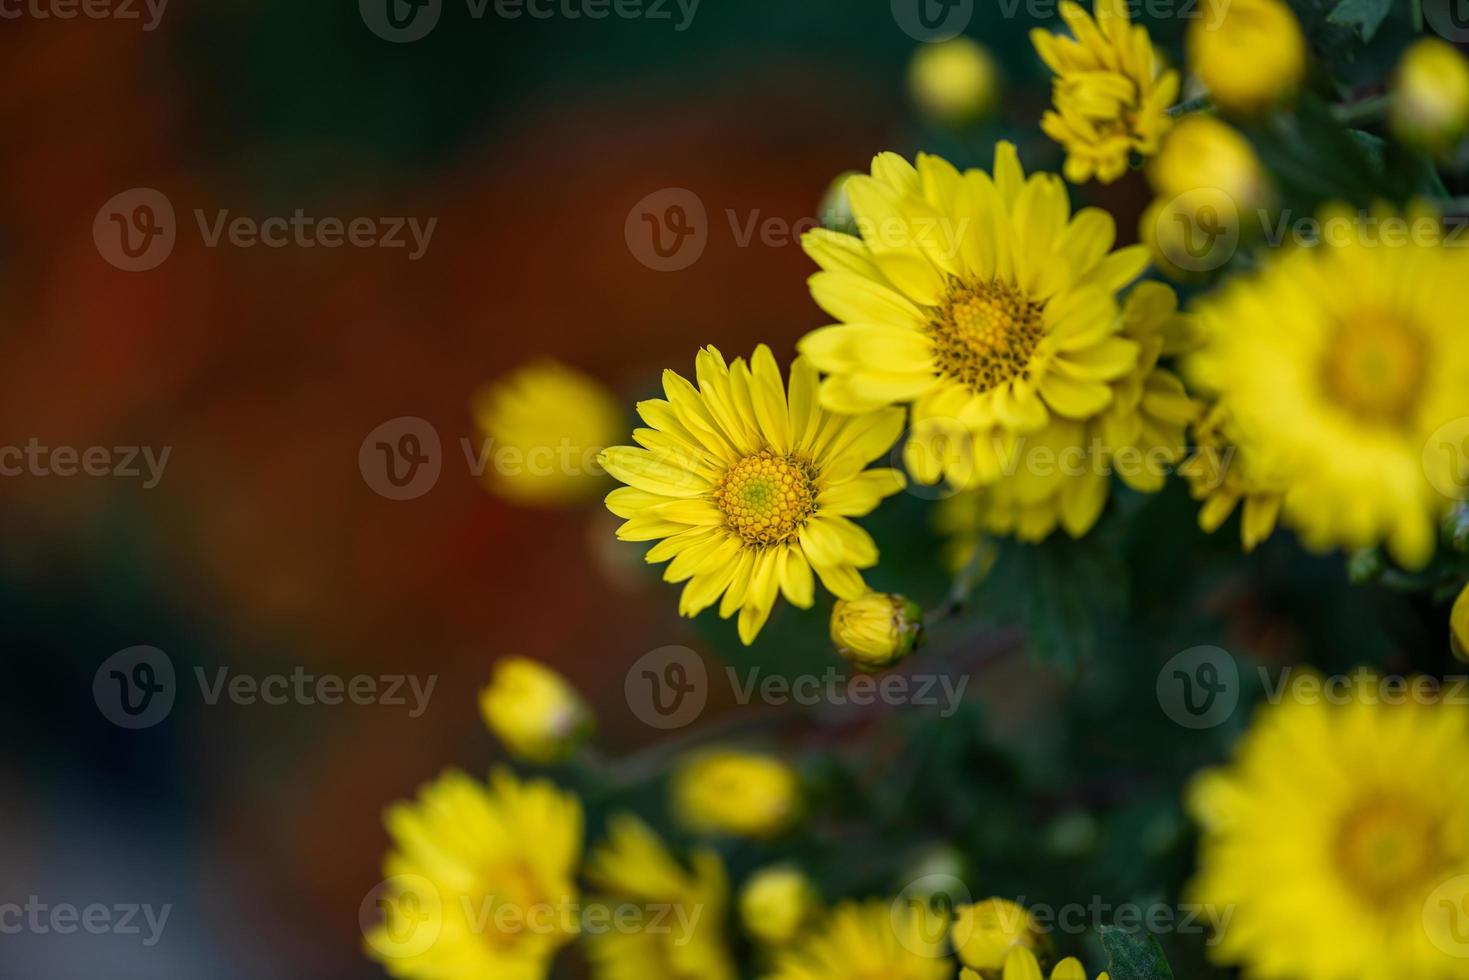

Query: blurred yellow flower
[[472, 360, 623, 507], [1187, 0, 1305, 115], [1187, 672, 1469, 979], [1391, 38, 1469, 155], [1148, 115, 1269, 210], [909, 36, 1000, 127], [1177, 403, 1285, 552], [798, 144, 1147, 491], [1186, 204, 1469, 568], [830, 592, 924, 670], [673, 750, 800, 838], [584, 814, 737, 980], [1453, 583, 1469, 662], [935, 283, 1199, 544], [763, 899, 952, 980], [954, 898, 1048, 974], [364, 769, 582, 980], [962, 947, 1106, 980], [599, 344, 907, 645], [479, 657, 592, 764], [740, 866, 820, 947], [1031, 0, 1180, 184]]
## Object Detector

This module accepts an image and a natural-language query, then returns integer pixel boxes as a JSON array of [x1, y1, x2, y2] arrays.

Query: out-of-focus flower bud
[[954, 898, 1050, 974], [830, 593, 924, 670], [471, 360, 623, 507], [1149, 116, 1271, 215], [739, 866, 819, 946], [818, 171, 861, 236], [1188, 0, 1305, 116], [909, 37, 1000, 127], [1391, 38, 1469, 155], [479, 657, 592, 764], [673, 750, 800, 839]]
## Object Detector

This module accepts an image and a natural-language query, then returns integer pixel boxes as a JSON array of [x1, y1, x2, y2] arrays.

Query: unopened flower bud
[[954, 898, 1050, 974], [818, 171, 861, 236], [673, 750, 800, 839], [909, 37, 1000, 128], [740, 866, 819, 947], [479, 657, 592, 764], [830, 593, 923, 670], [1391, 38, 1469, 155]]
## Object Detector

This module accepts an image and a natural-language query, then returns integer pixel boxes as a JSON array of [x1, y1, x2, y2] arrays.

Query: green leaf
[[1099, 926, 1175, 980], [1327, 0, 1394, 41]]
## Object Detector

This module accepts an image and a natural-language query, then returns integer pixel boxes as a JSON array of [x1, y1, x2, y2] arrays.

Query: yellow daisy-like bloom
[[763, 899, 952, 980], [472, 360, 624, 507], [584, 814, 737, 980], [962, 947, 1107, 980], [798, 145, 1148, 492], [1187, 0, 1305, 116], [672, 750, 800, 838], [1031, 0, 1180, 185], [1177, 403, 1285, 553], [1187, 671, 1469, 980], [599, 344, 906, 645], [1185, 204, 1469, 569], [479, 657, 592, 764], [364, 769, 582, 980], [934, 282, 1199, 543], [954, 898, 1048, 974]]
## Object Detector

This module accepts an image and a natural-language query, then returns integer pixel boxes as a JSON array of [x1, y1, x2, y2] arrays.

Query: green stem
[[1333, 93, 1393, 127], [1166, 95, 1214, 118]]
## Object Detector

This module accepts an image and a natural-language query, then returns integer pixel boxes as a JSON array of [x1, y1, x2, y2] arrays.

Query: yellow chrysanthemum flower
[[672, 750, 800, 838], [1031, 0, 1180, 184], [1185, 204, 1469, 569], [479, 657, 592, 764], [599, 344, 906, 645], [1187, 672, 1469, 979], [472, 360, 624, 507], [935, 282, 1199, 543], [364, 768, 583, 980], [798, 145, 1148, 492], [584, 814, 737, 980], [763, 899, 952, 980], [962, 947, 1107, 980], [1177, 403, 1285, 552], [1187, 0, 1305, 116]]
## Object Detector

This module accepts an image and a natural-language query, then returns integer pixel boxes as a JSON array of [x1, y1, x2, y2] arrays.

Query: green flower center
[[713, 450, 817, 546], [929, 278, 1046, 394]]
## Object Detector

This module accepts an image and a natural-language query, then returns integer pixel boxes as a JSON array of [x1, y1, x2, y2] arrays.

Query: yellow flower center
[[482, 861, 559, 948], [713, 450, 817, 546], [1335, 796, 1445, 908], [1321, 313, 1427, 424], [929, 278, 1046, 394]]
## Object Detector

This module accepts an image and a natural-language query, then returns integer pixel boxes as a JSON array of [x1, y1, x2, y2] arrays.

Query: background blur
[[3, 2, 1445, 978]]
